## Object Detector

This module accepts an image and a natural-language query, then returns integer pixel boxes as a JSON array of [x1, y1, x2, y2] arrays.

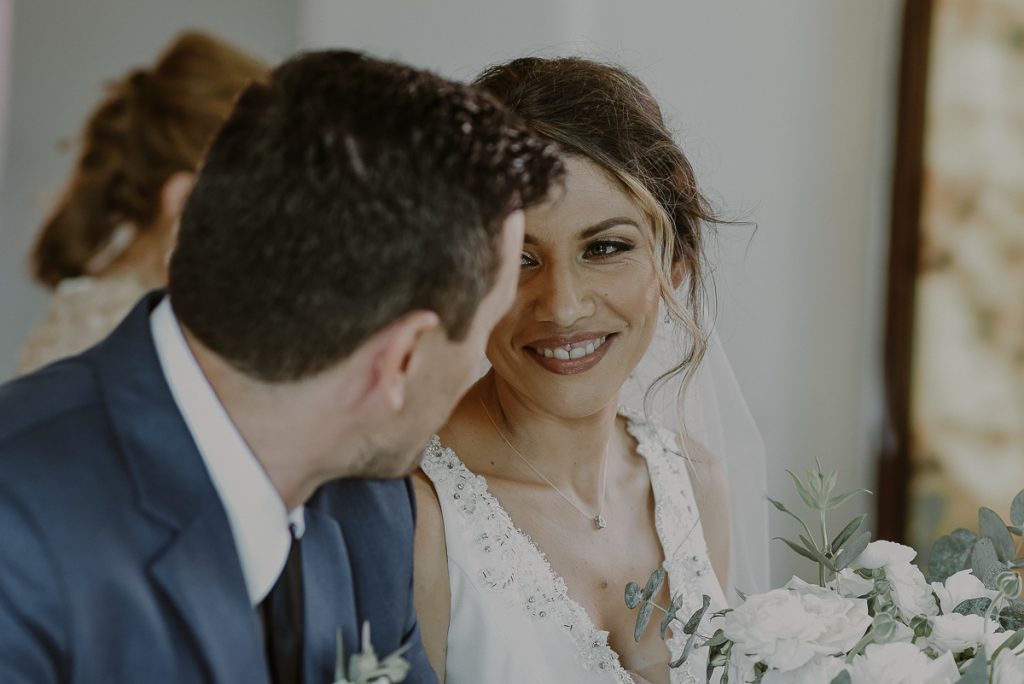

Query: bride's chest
[[489, 485, 677, 677]]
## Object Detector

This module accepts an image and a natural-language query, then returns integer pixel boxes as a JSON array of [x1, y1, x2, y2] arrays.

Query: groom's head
[[168, 50, 562, 477]]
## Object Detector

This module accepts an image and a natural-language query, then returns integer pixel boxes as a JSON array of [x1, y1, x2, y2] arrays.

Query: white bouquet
[[625, 464, 1024, 683]]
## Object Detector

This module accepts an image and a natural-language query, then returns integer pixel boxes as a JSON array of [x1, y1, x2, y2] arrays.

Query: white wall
[[0, 0, 298, 379], [301, 0, 902, 586]]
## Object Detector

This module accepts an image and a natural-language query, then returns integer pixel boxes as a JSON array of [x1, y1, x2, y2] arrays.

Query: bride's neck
[[473, 373, 621, 489]]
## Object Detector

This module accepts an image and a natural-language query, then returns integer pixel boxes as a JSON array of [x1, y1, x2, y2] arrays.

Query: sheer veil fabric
[[621, 300, 772, 601]]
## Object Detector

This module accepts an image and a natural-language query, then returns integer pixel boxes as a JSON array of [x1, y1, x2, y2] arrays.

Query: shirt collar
[[150, 296, 304, 606]]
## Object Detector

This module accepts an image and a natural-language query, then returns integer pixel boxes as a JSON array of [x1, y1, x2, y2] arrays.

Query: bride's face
[[486, 155, 662, 417]]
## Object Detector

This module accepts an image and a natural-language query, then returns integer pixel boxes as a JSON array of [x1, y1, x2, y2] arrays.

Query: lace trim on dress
[[622, 409, 714, 684], [421, 410, 718, 684]]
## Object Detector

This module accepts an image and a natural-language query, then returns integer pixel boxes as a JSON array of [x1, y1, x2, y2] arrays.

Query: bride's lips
[[523, 332, 616, 375]]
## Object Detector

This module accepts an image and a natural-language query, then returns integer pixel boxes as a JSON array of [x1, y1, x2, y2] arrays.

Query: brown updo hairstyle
[[30, 30, 266, 287], [474, 57, 720, 408]]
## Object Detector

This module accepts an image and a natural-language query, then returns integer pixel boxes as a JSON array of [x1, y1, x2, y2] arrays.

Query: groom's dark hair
[[169, 50, 562, 382]]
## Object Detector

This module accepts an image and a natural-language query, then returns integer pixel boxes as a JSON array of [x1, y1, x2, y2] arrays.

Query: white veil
[[621, 300, 771, 602]]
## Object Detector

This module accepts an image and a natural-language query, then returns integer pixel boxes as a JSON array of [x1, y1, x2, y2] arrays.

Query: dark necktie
[[260, 526, 304, 684]]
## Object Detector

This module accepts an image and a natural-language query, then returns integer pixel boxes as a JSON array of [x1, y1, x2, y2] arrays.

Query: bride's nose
[[530, 261, 596, 327]]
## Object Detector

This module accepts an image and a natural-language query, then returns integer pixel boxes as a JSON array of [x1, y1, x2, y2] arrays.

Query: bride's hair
[[30, 31, 266, 287], [475, 56, 719, 411]]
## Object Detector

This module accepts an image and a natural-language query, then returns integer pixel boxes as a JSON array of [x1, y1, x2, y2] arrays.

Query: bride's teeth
[[569, 346, 586, 360], [543, 348, 554, 358], [584, 342, 596, 355], [554, 348, 571, 360]]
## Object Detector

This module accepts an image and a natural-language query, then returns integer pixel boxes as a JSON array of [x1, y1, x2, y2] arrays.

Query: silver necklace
[[478, 396, 609, 530]]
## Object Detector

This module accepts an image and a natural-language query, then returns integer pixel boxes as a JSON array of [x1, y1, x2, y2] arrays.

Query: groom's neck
[[182, 327, 362, 511]]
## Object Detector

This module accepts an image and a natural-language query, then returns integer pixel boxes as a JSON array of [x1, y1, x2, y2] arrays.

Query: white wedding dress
[[420, 409, 727, 684]]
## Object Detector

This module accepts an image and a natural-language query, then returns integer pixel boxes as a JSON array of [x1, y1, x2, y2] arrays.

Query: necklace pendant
[[594, 514, 607, 530]]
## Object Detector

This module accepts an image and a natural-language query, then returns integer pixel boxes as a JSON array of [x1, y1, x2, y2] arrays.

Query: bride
[[413, 56, 767, 684]]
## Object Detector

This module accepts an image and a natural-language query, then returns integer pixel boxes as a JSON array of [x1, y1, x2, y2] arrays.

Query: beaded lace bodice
[[420, 410, 725, 684]]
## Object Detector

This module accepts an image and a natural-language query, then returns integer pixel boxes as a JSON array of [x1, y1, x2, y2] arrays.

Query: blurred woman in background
[[18, 30, 265, 373]]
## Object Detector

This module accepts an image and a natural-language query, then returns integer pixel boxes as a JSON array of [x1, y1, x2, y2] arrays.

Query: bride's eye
[[521, 251, 539, 268], [584, 239, 633, 259]]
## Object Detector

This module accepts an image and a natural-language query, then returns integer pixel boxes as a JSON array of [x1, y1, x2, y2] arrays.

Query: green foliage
[[773, 462, 871, 586], [1011, 490, 1024, 529], [979, 508, 1015, 562], [624, 581, 642, 609], [929, 529, 978, 583], [955, 646, 988, 684]]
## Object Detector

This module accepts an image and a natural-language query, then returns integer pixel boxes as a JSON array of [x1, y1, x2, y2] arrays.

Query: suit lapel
[[150, 506, 269, 684], [90, 292, 268, 684], [302, 508, 358, 684]]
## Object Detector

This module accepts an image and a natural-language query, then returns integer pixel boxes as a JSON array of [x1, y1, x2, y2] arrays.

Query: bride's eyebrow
[[577, 217, 639, 239]]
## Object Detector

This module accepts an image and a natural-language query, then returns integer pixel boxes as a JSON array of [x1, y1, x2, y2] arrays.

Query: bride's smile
[[525, 331, 615, 373]]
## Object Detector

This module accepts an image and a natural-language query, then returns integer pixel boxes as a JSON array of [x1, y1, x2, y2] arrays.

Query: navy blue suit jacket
[[0, 293, 436, 684]]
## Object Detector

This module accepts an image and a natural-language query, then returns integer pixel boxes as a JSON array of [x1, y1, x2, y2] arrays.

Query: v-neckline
[[430, 412, 683, 683]]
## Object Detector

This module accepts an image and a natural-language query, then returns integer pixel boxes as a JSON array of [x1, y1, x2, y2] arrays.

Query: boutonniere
[[332, 621, 411, 684]]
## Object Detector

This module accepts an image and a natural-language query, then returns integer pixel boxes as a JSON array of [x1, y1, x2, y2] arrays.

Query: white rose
[[849, 643, 959, 684], [931, 569, 998, 614], [784, 577, 873, 651], [722, 580, 870, 672], [928, 613, 995, 653], [886, 563, 939, 618], [833, 568, 875, 599], [993, 648, 1024, 684], [856, 540, 917, 570], [762, 655, 848, 684], [852, 541, 938, 618]]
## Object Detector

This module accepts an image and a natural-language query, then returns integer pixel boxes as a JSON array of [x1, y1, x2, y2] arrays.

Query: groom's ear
[[362, 310, 441, 412]]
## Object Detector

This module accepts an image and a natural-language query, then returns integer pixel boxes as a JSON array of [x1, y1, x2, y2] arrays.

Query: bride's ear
[[670, 258, 686, 290], [364, 310, 441, 412]]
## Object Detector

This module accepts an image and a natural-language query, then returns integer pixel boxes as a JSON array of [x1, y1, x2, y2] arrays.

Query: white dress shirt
[[150, 297, 304, 606]]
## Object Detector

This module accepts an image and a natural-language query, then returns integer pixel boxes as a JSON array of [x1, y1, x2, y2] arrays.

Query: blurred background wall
[[1, 1, 904, 586]]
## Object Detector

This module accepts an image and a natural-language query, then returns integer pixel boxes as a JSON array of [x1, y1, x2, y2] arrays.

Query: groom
[[0, 51, 560, 683]]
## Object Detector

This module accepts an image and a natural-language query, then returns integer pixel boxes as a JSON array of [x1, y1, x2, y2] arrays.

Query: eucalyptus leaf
[[826, 489, 871, 511], [1009, 526, 1023, 537], [956, 646, 987, 683], [659, 607, 677, 640], [999, 598, 1024, 631], [775, 536, 823, 565], [642, 567, 666, 601], [979, 507, 1016, 562], [634, 600, 655, 642], [991, 627, 1024, 662], [625, 581, 642, 609], [1012, 489, 1024, 529], [798, 534, 837, 571], [787, 470, 818, 510], [835, 530, 871, 571], [659, 595, 683, 639], [825, 471, 838, 498], [670, 629, 699, 668], [929, 528, 977, 583], [705, 628, 729, 648], [971, 537, 999, 586], [683, 595, 712, 635], [830, 672, 852, 684], [832, 514, 867, 553], [952, 597, 992, 617]]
